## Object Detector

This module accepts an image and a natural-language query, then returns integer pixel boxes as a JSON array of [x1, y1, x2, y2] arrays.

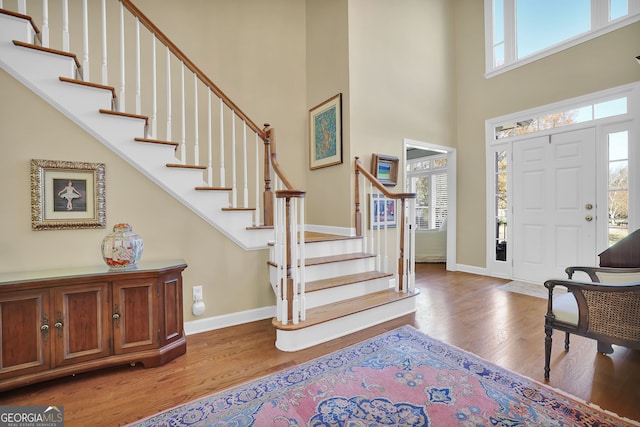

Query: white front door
[[513, 128, 597, 283]]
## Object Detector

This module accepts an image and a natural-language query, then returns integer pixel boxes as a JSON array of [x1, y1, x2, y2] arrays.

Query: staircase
[[270, 232, 418, 351], [0, 3, 418, 352]]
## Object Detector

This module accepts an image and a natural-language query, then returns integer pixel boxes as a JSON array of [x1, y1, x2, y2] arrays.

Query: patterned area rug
[[128, 326, 637, 427]]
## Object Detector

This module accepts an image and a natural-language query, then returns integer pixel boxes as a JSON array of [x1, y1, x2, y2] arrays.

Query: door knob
[[585, 203, 593, 210], [585, 215, 593, 222]]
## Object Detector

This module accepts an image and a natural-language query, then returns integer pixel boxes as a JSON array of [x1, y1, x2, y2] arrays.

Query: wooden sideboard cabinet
[[0, 260, 187, 392]]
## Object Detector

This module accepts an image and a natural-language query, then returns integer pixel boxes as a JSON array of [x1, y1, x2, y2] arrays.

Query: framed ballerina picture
[[30, 159, 106, 230], [309, 93, 342, 170]]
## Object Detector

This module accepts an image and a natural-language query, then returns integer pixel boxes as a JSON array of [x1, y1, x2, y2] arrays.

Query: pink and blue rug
[[129, 326, 638, 426]]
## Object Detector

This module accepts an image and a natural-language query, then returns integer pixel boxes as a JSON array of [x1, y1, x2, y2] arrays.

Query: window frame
[[484, 0, 640, 78]]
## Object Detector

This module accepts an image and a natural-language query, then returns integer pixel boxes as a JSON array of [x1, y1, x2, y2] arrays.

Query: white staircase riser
[[304, 276, 392, 309], [0, 14, 37, 44], [269, 258, 376, 284], [303, 238, 363, 258], [275, 296, 417, 352], [302, 258, 376, 282]]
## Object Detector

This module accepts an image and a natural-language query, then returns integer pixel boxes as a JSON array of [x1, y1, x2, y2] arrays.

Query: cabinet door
[[159, 270, 184, 345], [53, 283, 111, 366], [112, 278, 158, 354], [0, 290, 51, 379]]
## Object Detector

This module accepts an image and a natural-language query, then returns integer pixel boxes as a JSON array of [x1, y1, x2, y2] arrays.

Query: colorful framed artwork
[[372, 153, 399, 186], [369, 193, 397, 229], [309, 93, 342, 170], [31, 159, 106, 230]]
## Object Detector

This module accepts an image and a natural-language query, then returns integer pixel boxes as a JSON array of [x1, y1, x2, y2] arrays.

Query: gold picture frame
[[309, 93, 342, 170], [31, 159, 106, 230], [371, 153, 399, 186]]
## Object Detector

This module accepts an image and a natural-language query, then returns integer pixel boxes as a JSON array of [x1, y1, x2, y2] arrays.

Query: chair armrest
[[565, 266, 640, 283], [544, 278, 640, 341]]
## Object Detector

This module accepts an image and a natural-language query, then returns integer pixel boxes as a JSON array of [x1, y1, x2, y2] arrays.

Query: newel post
[[354, 157, 362, 237], [397, 198, 407, 292], [262, 124, 274, 227]]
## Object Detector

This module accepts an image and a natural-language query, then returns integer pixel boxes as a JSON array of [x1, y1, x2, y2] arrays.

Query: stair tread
[[166, 163, 206, 170], [305, 252, 375, 266], [59, 77, 116, 97], [99, 108, 148, 123], [273, 288, 419, 331], [135, 137, 179, 148], [302, 232, 360, 243], [305, 270, 393, 293]]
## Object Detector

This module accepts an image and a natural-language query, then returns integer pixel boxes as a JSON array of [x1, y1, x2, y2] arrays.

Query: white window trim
[[484, 0, 640, 78]]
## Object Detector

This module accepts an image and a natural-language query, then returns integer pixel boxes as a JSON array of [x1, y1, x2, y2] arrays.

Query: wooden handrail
[[265, 126, 300, 192], [354, 157, 415, 200], [354, 156, 416, 293], [120, 0, 265, 139]]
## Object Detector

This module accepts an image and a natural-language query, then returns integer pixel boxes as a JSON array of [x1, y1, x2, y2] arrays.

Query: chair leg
[[564, 332, 570, 351], [544, 325, 553, 380], [597, 341, 614, 354]]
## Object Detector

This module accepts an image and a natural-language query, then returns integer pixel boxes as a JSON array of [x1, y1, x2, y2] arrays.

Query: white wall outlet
[[193, 285, 203, 302]]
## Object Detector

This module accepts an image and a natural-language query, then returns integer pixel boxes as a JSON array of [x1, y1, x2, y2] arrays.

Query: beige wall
[[305, 0, 351, 227], [453, 0, 640, 268], [348, 0, 457, 225]]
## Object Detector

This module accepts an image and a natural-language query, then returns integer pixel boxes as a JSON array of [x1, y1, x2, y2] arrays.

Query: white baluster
[[101, 0, 107, 85], [135, 17, 141, 115], [299, 197, 306, 321], [383, 196, 389, 273], [409, 199, 416, 292], [151, 35, 157, 139], [231, 114, 237, 207], [41, 0, 49, 48], [118, 2, 125, 112], [207, 90, 213, 185], [274, 191, 282, 322], [193, 73, 199, 165], [291, 198, 299, 325], [395, 199, 401, 292], [165, 47, 171, 140], [61, 0, 69, 52], [279, 197, 288, 325], [219, 99, 225, 186], [17, 1, 26, 14], [254, 133, 260, 225], [80, 0, 89, 80], [180, 63, 186, 162], [242, 122, 248, 208]]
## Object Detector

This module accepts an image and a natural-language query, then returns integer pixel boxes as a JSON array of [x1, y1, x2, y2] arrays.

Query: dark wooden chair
[[543, 266, 640, 380]]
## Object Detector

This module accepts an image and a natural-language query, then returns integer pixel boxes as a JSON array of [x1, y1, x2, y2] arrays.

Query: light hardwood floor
[[1, 263, 639, 426]]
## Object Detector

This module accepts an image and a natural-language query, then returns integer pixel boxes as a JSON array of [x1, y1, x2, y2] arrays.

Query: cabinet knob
[[40, 324, 49, 331], [54, 322, 63, 329], [112, 313, 120, 320]]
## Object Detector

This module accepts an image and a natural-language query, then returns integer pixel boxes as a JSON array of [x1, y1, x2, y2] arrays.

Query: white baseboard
[[184, 305, 276, 336], [455, 263, 488, 277]]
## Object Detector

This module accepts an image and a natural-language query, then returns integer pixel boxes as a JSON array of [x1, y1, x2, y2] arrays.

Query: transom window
[[494, 96, 628, 139], [486, 0, 640, 76]]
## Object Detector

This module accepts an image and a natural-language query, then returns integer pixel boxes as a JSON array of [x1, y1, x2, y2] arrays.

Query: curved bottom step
[[273, 289, 419, 352]]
